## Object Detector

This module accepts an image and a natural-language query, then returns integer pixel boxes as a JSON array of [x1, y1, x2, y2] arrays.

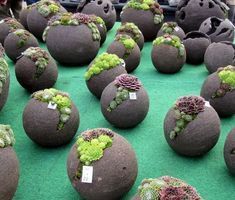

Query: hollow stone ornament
[[23, 88, 80, 147], [201, 66, 235, 117], [199, 17, 234, 43], [151, 34, 186, 74], [15, 47, 58, 92], [85, 53, 127, 98], [0, 125, 19, 200], [204, 41, 235, 73], [107, 34, 141, 73], [164, 95, 220, 156], [101, 74, 149, 128], [44, 13, 101, 66], [176, 0, 227, 33], [120, 0, 164, 41], [67, 128, 138, 200]]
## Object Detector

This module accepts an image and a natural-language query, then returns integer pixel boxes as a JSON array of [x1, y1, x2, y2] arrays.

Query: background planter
[[107, 40, 140, 72], [0, 75, 10, 112], [23, 99, 79, 147], [96, 23, 107, 45], [164, 106, 220, 156], [151, 44, 186, 74], [101, 82, 149, 128], [121, 8, 162, 41], [46, 25, 100, 66], [157, 23, 186, 40], [224, 128, 235, 175], [19, 8, 32, 30], [204, 42, 235, 73], [15, 56, 58, 92], [176, 0, 226, 33], [67, 131, 138, 200], [199, 17, 234, 43], [4, 30, 39, 62], [183, 31, 211, 64], [201, 73, 235, 117]]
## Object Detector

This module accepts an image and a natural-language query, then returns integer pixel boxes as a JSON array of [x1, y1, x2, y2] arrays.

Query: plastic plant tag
[[81, 166, 93, 183], [129, 92, 137, 100], [174, 27, 179, 32], [121, 61, 126, 68], [48, 101, 57, 110], [205, 101, 211, 107]]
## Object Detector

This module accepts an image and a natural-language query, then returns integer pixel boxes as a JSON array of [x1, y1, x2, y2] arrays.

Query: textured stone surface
[[0, 76, 10, 111], [157, 24, 186, 40], [19, 9, 30, 30]]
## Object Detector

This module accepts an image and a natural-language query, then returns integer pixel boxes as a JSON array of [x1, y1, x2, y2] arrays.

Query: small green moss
[[0, 18, 22, 32], [117, 22, 141, 42], [218, 66, 235, 88], [0, 125, 15, 148], [116, 34, 136, 58], [13, 29, 32, 48], [36, 0, 60, 18], [0, 58, 9, 95], [162, 22, 177, 34]]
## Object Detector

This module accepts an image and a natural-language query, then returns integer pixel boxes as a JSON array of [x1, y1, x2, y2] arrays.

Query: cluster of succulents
[[161, 22, 178, 34], [170, 96, 205, 139], [32, 88, 72, 130], [13, 29, 31, 48], [0, 125, 15, 148], [22, 47, 49, 79], [0, 44, 4, 57], [0, 18, 23, 32], [117, 22, 141, 42], [116, 34, 136, 58], [0, 57, 9, 94], [36, 0, 60, 18], [76, 128, 114, 177], [212, 66, 235, 98], [153, 34, 185, 57], [138, 176, 201, 200], [107, 74, 142, 112], [84, 53, 124, 81], [90, 15, 106, 28]]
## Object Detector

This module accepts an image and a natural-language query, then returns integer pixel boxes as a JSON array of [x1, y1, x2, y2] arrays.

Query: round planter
[[0, 18, 24, 45], [23, 89, 80, 147], [199, 17, 234, 43], [19, 8, 30, 30], [81, 0, 117, 31], [96, 23, 106, 45], [183, 31, 211, 64], [200, 70, 235, 117], [4, 29, 39, 62], [176, 0, 227, 33], [15, 48, 58, 92], [67, 128, 138, 200], [204, 42, 235, 73], [224, 128, 235, 175]]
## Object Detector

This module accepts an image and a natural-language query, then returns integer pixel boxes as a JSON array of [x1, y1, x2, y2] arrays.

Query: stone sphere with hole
[[67, 128, 138, 200], [100, 74, 149, 128]]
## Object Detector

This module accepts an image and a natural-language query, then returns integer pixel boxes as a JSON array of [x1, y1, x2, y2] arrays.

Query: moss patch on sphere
[[0, 17, 23, 32], [153, 34, 185, 57], [84, 53, 123, 81], [0, 125, 15, 148], [161, 22, 178, 34], [32, 88, 72, 130], [36, 0, 60, 18], [12, 29, 32, 48], [115, 34, 136, 58], [0, 58, 9, 94], [117, 22, 141, 42]]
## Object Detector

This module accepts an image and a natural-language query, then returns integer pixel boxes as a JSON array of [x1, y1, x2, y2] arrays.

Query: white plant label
[[81, 166, 93, 183], [205, 101, 211, 108], [48, 101, 57, 110], [174, 27, 179, 32], [129, 92, 137, 100]]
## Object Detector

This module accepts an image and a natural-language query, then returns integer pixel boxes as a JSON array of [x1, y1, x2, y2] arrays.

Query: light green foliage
[[0, 125, 15, 148], [0, 58, 9, 94], [218, 66, 235, 88], [117, 22, 141, 42], [1, 18, 22, 31], [162, 22, 177, 34], [116, 35, 136, 58], [154, 14, 164, 24], [125, 0, 155, 10], [37, 0, 60, 17], [13, 29, 31, 48], [84, 53, 123, 81]]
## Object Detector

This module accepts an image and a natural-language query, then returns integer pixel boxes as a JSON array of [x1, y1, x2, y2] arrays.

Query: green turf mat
[[0, 22, 234, 200]]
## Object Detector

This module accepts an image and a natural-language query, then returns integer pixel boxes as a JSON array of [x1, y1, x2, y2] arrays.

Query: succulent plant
[[170, 96, 205, 139], [12, 29, 32, 48], [84, 53, 124, 81], [115, 34, 136, 58], [22, 47, 50, 79], [36, 0, 60, 18], [0, 43, 4, 57], [32, 88, 72, 130], [117, 22, 142, 42], [90, 15, 106, 29], [161, 22, 178, 34], [0, 57, 9, 94], [153, 34, 185, 57], [0, 125, 15, 148], [0, 17, 23, 32], [76, 128, 114, 177]]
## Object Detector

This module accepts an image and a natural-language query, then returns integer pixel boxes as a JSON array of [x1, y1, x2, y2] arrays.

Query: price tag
[[81, 166, 93, 184], [129, 92, 137, 100], [48, 101, 57, 110], [174, 27, 179, 32], [205, 101, 211, 107], [121, 61, 126, 68]]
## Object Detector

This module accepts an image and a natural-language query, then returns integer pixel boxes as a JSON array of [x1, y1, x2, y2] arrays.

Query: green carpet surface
[[0, 22, 235, 200]]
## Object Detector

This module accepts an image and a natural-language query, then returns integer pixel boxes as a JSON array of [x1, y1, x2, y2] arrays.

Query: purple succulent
[[115, 74, 142, 91], [73, 13, 92, 24], [175, 96, 205, 115], [159, 186, 186, 200], [82, 128, 114, 141], [181, 186, 201, 200]]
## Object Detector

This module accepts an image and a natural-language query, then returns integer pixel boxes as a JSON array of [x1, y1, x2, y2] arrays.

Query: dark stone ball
[[183, 31, 211, 64], [86, 64, 127, 98], [204, 42, 235, 73], [15, 56, 58, 92], [96, 23, 107, 45], [0, 75, 10, 111], [199, 17, 234, 43], [100, 82, 149, 128], [67, 132, 138, 200], [157, 24, 186, 40], [151, 44, 186, 74], [176, 0, 226, 33], [107, 41, 141, 73], [19, 8, 30, 30], [0, 147, 19, 200], [200, 72, 235, 117], [164, 106, 220, 156], [46, 25, 100, 66], [121, 8, 162, 41], [4, 31, 39, 62], [81, 0, 116, 31], [0, 20, 24, 45], [224, 128, 235, 175], [23, 99, 80, 147]]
